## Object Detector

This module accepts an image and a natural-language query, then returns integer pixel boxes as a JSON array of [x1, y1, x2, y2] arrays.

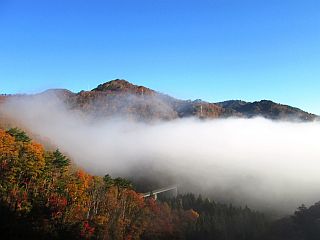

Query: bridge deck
[[141, 185, 177, 198]]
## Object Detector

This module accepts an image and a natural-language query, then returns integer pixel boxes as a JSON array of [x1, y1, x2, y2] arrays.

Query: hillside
[[0, 79, 317, 122], [217, 100, 316, 121]]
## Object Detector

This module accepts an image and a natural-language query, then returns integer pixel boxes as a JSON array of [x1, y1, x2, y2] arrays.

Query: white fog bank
[[1, 94, 320, 214]]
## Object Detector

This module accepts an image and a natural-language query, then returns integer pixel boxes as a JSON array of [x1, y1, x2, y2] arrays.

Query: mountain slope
[[216, 100, 316, 121], [0, 79, 317, 122]]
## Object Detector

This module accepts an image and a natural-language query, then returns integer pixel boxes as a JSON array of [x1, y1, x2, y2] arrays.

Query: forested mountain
[[216, 100, 316, 121], [0, 79, 317, 123], [1, 128, 319, 239], [0, 128, 198, 239]]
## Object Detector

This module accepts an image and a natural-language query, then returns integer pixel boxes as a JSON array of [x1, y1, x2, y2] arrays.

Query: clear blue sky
[[1, 0, 320, 114]]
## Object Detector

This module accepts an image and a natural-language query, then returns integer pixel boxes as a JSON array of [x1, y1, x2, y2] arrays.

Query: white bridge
[[141, 185, 178, 200]]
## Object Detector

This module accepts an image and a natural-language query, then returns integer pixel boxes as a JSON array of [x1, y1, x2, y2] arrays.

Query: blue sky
[[1, 0, 320, 113]]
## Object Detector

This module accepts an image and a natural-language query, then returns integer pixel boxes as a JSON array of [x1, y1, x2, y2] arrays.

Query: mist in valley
[[1, 93, 320, 215]]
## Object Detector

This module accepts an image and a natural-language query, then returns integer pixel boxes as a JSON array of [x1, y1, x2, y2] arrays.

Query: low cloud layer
[[1, 93, 320, 214]]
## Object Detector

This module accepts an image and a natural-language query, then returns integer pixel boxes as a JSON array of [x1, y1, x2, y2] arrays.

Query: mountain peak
[[93, 79, 130, 90], [92, 79, 155, 95]]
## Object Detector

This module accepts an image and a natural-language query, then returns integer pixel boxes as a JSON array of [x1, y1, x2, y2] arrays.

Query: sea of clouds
[[2, 93, 320, 215]]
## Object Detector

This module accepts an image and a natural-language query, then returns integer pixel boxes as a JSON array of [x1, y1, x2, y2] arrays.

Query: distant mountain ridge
[[216, 99, 316, 121], [0, 79, 317, 122]]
